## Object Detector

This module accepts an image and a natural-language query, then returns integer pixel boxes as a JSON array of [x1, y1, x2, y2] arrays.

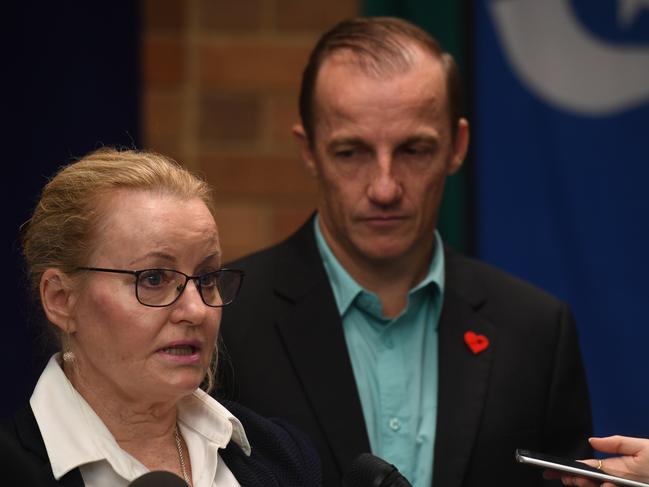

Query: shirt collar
[[313, 214, 445, 316], [30, 354, 250, 481], [31, 354, 113, 480], [178, 388, 251, 456], [314, 215, 363, 315]]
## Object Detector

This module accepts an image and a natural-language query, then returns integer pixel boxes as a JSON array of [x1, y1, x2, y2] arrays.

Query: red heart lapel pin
[[464, 331, 489, 355]]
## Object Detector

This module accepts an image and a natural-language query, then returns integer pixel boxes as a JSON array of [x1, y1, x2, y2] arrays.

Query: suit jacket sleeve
[[434, 250, 592, 487], [542, 303, 592, 457]]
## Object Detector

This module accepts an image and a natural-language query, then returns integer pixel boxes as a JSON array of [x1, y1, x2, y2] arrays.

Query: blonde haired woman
[[1, 148, 320, 486]]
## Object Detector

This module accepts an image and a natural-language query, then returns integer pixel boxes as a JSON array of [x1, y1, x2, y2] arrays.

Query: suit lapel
[[269, 224, 497, 485], [13, 406, 85, 487], [432, 251, 496, 487], [272, 219, 371, 477]]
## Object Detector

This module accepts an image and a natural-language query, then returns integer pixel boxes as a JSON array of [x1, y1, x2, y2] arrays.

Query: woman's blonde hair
[[21, 147, 219, 391], [22, 147, 215, 297]]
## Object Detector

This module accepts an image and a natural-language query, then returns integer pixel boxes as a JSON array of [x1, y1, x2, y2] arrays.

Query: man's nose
[[366, 157, 403, 206]]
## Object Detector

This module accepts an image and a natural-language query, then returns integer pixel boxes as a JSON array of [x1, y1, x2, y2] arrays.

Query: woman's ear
[[40, 269, 77, 333]]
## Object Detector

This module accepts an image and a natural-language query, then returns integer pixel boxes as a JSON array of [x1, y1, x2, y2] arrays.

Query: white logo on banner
[[489, 0, 649, 115], [619, 0, 649, 26]]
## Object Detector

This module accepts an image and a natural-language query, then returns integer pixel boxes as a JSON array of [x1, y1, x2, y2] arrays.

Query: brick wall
[[142, 0, 360, 261]]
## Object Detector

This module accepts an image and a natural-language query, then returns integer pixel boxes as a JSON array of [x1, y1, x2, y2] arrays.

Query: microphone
[[343, 453, 413, 487], [128, 471, 189, 487]]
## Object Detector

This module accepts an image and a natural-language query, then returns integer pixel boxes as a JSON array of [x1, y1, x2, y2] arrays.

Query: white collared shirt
[[30, 354, 250, 487]]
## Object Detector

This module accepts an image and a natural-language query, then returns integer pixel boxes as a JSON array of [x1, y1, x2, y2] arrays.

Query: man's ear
[[448, 117, 470, 175], [292, 123, 318, 177], [40, 268, 77, 334]]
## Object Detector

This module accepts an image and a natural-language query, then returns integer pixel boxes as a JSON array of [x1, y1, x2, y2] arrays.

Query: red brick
[[200, 153, 318, 202], [142, 38, 185, 87], [271, 206, 317, 242], [198, 92, 262, 145], [268, 92, 301, 151], [199, 0, 264, 32], [275, 0, 359, 31], [214, 205, 274, 261], [143, 0, 187, 34], [149, 143, 187, 169], [143, 90, 183, 144], [198, 41, 311, 90]]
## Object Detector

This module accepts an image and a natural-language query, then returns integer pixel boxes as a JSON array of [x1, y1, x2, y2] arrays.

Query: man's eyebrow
[[326, 137, 367, 149], [399, 133, 440, 145]]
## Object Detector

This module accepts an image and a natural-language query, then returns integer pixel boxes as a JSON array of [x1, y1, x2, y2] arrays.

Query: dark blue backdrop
[[4, 1, 140, 417], [475, 0, 649, 438]]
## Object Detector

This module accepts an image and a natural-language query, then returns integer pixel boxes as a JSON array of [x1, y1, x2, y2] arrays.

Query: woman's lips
[[160, 345, 197, 355], [157, 342, 202, 363]]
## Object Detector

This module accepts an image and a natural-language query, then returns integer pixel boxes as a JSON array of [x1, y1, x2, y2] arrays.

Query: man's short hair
[[298, 16, 463, 146]]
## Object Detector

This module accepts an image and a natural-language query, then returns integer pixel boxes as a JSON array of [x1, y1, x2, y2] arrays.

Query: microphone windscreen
[[343, 453, 413, 487], [128, 471, 189, 487]]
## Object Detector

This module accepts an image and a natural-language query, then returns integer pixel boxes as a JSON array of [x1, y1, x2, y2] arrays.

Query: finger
[[559, 474, 575, 486], [560, 474, 599, 486], [543, 469, 562, 479], [576, 459, 599, 469], [590, 436, 646, 456]]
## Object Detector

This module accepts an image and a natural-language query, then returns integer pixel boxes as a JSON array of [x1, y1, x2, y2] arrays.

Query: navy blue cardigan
[[0, 400, 321, 486]]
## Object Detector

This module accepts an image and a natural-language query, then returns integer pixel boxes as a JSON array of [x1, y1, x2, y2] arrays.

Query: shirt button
[[389, 417, 401, 431]]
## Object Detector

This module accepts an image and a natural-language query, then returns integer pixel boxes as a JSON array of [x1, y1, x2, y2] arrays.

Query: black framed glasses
[[76, 267, 244, 308]]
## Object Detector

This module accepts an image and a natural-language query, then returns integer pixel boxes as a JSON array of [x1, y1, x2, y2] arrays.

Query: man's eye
[[401, 145, 432, 156], [334, 147, 371, 161], [335, 149, 356, 158]]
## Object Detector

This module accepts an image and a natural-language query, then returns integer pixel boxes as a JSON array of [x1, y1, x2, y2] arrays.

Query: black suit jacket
[[0, 400, 321, 486], [219, 217, 593, 487]]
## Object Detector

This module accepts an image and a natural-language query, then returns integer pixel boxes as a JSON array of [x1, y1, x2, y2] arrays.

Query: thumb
[[590, 436, 645, 456]]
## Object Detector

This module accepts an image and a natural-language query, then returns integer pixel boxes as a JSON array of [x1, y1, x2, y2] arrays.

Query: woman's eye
[[199, 272, 218, 288], [139, 270, 167, 287]]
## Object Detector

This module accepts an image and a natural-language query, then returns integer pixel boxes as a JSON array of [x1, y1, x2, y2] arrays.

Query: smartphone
[[515, 449, 649, 487]]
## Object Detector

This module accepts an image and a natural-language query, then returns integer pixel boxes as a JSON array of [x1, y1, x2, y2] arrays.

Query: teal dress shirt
[[314, 216, 445, 487]]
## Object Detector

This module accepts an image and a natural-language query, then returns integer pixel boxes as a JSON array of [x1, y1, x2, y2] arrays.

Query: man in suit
[[219, 17, 592, 487]]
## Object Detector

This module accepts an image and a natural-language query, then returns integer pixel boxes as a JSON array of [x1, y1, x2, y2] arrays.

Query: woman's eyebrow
[[198, 251, 222, 268], [128, 251, 176, 267]]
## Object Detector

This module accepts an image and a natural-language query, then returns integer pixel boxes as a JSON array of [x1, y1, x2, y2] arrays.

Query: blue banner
[[475, 0, 649, 438]]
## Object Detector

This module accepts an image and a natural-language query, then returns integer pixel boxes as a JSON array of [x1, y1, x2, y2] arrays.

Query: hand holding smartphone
[[515, 449, 649, 487]]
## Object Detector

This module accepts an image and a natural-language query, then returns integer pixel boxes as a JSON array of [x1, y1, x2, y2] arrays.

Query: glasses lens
[[136, 269, 185, 306], [199, 270, 242, 307]]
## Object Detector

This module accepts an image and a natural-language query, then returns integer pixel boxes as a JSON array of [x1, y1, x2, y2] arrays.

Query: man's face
[[295, 49, 469, 271]]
